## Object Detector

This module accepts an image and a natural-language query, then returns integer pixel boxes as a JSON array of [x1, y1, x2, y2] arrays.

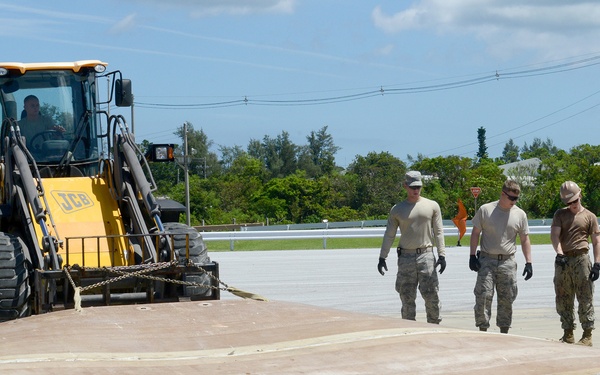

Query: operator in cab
[[18, 94, 64, 150]]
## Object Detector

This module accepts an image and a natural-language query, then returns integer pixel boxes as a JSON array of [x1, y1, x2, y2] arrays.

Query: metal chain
[[185, 262, 267, 300], [189, 261, 231, 289], [63, 260, 225, 293], [81, 261, 176, 273], [64, 260, 268, 307]]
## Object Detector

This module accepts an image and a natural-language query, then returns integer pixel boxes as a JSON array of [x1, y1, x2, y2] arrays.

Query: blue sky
[[4, 1, 600, 167]]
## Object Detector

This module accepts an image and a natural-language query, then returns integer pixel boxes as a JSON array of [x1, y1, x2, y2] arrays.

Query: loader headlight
[[146, 144, 175, 162], [0, 68, 8, 76], [155, 146, 170, 161], [94, 64, 106, 73]]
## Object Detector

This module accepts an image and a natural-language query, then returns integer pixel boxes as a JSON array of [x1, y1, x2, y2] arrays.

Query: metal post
[[130, 98, 135, 134], [322, 220, 329, 249]]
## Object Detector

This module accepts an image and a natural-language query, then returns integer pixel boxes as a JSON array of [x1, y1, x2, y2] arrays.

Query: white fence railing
[[200, 225, 552, 250]]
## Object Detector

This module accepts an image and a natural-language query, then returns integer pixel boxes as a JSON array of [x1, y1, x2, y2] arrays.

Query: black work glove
[[469, 255, 480, 272], [436, 256, 446, 274], [555, 254, 567, 270], [589, 262, 600, 281], [377, 257, 388, 276], [522, 263, 533, 280]]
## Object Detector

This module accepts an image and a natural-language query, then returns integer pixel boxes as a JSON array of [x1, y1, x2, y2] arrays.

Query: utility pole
[[184, 122, 190, 226]]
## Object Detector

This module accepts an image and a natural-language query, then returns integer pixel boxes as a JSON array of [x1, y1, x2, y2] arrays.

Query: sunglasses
[[502, 191, 519, 202], [568, 199, 579, 206], [408, 186, 422, 190]]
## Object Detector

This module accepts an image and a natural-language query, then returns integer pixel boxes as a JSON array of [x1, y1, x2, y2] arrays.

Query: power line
[[429, 88, 600, 157], [134, 54, 600, 109], [134, 53, 600, 162], [442, 100, 600, 159]]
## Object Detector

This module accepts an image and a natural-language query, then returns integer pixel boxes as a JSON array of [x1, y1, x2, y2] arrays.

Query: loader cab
[[0, 62, 107, 177]]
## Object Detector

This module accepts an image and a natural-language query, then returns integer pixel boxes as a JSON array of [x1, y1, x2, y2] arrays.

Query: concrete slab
[[2, 244, 599, 374], [0, 300, 599, 374]]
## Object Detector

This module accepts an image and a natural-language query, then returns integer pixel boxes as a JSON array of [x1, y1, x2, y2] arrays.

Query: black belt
[[397, 246, 433, 255], [481, 252, 514, 261]]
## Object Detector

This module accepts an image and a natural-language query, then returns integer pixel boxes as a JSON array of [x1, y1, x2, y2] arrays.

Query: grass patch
[[205, 233, 551, 252]]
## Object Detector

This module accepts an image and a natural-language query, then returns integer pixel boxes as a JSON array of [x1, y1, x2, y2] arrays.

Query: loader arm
[[6, 122, 60, 270], [110, 115, 169, 262]]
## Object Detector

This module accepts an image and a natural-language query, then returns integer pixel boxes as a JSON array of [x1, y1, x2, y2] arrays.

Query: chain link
[[63, 260, 224, 293], [62, 260, 267, 306]]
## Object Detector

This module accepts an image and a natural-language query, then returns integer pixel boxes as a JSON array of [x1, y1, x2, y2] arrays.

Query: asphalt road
[[210, 244, 600, 342]]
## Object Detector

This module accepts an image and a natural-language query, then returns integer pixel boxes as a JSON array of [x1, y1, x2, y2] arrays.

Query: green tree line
[[142, 123, 600, 225]]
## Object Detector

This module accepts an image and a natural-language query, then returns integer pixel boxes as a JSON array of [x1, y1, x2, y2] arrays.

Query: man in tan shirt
[[378, 171, 446, 324], [551, 180, 600, 346], [469, 179, 532, 334]]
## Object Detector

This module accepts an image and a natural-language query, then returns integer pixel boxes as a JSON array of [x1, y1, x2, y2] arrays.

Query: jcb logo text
[[51, 191, 94, 213]]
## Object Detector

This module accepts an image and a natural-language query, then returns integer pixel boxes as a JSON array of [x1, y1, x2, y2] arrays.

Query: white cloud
[[372, 1, 600, 58], [372, 5, 426, 33], [127, 0, 296, 17], [109, 13, 137, 34], [375, 44, 394, 56], [0, 3, 121, 38], [0, 3, 110, 24], [192, 0, 296, 16]]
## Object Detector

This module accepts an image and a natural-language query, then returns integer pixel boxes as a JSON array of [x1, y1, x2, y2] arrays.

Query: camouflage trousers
[[554, 253, 595, 330], [395, 251, 441, 324], [473, 255, 518, 329]]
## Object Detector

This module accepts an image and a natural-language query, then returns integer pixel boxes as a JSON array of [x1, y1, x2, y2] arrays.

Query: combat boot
[[500, 327, 509, 334], [559, 329, 575, 344], [576, 329, 593, 347]]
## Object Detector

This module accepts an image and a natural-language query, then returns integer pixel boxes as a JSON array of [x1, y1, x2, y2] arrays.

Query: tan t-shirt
[[379, 197, 446, 258], [551, 207, 600, 252], [472, 200, 529, 255], [18, 116, 55, 148]]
